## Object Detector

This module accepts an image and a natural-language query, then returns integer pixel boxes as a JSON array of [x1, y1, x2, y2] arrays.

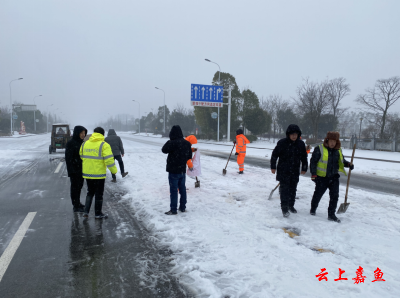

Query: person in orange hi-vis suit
[[234, 128, 250, 174], [185, 135, 198, 169], [300, 136, 311, 154]]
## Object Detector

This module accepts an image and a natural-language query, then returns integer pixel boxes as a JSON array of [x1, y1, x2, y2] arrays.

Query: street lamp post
[[205, 59, 221, 142], [132, 100, 141, 134], [47, 104, 53, 133], [155, 87, 165, 134], [9, 78, 23, 135], [33, 95, 42, 132]]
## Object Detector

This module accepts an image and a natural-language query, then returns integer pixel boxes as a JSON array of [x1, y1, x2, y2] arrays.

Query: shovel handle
[[344, 144, 356, 203], [224, 143, 236, 170]]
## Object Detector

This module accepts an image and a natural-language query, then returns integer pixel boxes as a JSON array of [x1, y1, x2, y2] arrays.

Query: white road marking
[[54, 161, 63, 173], [0, 212, 37, 282]]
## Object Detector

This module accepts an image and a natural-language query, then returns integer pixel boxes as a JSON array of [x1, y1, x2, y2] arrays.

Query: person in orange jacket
[[185, 135, 197, 169], [234, 128, 250, 174], [300, 136, 311, 154]]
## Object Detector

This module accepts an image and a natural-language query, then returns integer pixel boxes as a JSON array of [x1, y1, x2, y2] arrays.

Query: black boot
[[289, 206, 297, 213], [84, 196, 93, 216], [73, 206, 85, 213], [238, 171, 244, 174], [328, 214, 341, 223], [282, 206, 290, 218], [310, 208, 316, 216]]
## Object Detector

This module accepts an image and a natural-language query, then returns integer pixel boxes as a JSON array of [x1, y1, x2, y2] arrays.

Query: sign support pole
[[227, 88, 231, 142], [223, 88, 232, 142]]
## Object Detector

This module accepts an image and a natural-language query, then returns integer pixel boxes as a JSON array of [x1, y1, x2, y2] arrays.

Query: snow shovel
[[337, 144, 356, 214], [222, 143, 236, 175], [268, 183, 280, 200], [195, 177, 200, 188]]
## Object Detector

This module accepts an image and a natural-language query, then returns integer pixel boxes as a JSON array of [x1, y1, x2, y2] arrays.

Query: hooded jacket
[[185, 135, 198, 168], [235, 131, 250, 154], [105, 129, 124, 156], [161, 125, 192, 174], [270, 124, 308, 182], [65, 125, 87, 177]]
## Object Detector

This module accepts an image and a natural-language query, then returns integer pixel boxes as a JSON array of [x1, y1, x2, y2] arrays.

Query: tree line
[[99, 73, 400, 142]]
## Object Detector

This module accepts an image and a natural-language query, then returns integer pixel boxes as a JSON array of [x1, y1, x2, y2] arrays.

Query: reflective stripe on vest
[[316, 144, 347, 177]]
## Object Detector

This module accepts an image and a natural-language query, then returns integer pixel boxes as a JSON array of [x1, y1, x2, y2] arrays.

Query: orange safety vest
[[236, 134, 250, 154]]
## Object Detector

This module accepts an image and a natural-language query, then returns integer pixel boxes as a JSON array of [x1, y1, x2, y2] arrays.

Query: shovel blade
[[195, 181, 200, 188], [337, 203, 350, 214], [268, 189, 275, 200], [222, 169, 227, 175]]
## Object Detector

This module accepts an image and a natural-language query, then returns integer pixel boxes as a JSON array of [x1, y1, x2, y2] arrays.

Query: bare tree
[[293, 78, 330, 139], [328, 77, 350, 118], [356, 76, 400, 138], [260, 94, 289, 137], [174, 103, 187, 115]]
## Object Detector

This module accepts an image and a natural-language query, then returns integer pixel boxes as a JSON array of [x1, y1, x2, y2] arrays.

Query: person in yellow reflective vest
[[80, 127, 118, 219], [234, 129, 250, 174], [310, 131, 354, 223]]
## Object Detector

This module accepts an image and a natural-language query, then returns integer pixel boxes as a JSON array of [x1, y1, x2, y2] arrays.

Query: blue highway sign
[[191, 84, 223, 107]]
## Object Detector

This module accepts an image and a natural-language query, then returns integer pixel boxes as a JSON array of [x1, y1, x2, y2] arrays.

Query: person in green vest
[[310, 131, 354, 223]]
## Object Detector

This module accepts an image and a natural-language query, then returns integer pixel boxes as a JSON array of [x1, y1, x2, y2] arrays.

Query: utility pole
[[205, 59, 222, 141]]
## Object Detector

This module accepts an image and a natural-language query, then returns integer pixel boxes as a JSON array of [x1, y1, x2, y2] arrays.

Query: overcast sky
[[1, 0, 399, 129]]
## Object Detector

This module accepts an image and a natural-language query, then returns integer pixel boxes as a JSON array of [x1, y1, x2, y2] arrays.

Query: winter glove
[[233, 140, 236, 144], [189, 167, 194, 172], [235, 152, 239, 156], [349, 163, 354, 170], [193, 148, 197, 152], [311, 175, 317, 183]]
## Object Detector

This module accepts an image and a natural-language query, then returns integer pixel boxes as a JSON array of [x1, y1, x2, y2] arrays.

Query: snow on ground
[[113, 135, 400, 298], [118, 133, 400, 180], [0, 134, 50, 178]]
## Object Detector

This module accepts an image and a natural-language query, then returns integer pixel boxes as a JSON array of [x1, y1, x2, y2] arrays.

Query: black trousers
[[112, 155, 125, 179], [311, 175, 340, 215], [69, 174, 84, 208], [279, 177, 299, 211], [85, 179, 105, 215]]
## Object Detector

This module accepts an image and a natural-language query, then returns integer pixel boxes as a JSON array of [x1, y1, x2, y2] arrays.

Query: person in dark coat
[[270, 124, 308, 217], [161, 125, 193, 215], [310, 131, 354, 223], [65, 125, 87, 212], [105, 129, 128, 182]]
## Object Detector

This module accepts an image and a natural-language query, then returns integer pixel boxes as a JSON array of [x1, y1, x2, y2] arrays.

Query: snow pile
[[116, 138, 400, 298]]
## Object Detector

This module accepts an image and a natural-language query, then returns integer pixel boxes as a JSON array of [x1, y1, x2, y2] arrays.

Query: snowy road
[[1, 133, 399, 297], [117, 134, 400, 298], [0, 135, 187, 297]]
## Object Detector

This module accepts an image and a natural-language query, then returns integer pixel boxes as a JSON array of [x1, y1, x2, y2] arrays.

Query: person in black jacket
[[105, 129, 128, 183], [270, 124, 308, 217], [65, 125, 87, 212], [161, 125, 193, 215], [310, 131, 354, 223]]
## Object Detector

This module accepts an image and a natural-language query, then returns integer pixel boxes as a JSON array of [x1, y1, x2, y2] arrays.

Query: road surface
[[0, 139, 189, 297]]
